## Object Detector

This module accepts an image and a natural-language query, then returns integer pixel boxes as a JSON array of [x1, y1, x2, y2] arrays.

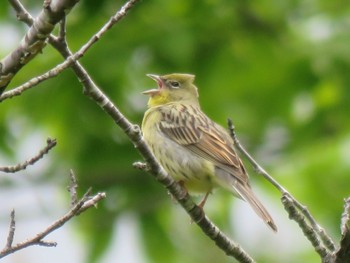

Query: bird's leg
[[178, 180, 186, 188], [198, 192, 210, 209], [188, 192, 210, 224]]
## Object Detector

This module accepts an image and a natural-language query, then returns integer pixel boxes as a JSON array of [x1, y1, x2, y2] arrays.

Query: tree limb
[[0, 0, 141, 103], [0, 0, 80, 94]]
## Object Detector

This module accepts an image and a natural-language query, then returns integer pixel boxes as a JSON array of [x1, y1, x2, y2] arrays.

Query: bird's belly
[[148, 132, 216, 193]]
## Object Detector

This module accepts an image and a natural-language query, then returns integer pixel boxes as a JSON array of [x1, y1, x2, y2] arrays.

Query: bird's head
[[143, 73, 199, 107]]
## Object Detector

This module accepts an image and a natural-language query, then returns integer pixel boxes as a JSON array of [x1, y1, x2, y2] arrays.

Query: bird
[[141, 73, 277, 232]]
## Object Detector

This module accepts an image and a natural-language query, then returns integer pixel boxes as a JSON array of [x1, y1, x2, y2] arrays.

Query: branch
[[5, 210, 16, 249], [333, 197, 350, 263], [0, 0, 140, 103], [67, 169, 78, 207], [9, 0, 34, 26], [227, 119, 337, 259], [282, 194, 329, 258], [0, 0, 80, 94], [0, 171, 106, 258], [0, 138, 57, 173]]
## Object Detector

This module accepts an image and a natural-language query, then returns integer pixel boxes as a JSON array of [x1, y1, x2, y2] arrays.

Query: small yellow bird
[[142, 73, 277, 232]]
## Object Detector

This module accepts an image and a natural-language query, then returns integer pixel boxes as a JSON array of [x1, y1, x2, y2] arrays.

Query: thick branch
[[0, 138, 57, 173], [0, 0, 80, 94], [0, 0, 140, 102]]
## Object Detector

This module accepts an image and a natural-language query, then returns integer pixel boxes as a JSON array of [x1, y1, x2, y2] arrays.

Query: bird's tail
[[215, 167, 277, 231], [234, 182, 277, 232]]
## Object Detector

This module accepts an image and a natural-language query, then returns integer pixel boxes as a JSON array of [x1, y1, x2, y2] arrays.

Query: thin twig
[[293, 199, 336, 252], [67, 169, 79, 207], [4, 210, 16, 249], [282, 194, 328, 258], [341, 198, 350, 236], [9, 0, 34, 25], [227, 119, 286, 193], [0, 188, 106, 258], [58, 16, 67, 42], [0, 138, 57, 173], [36, 241, 57, 247], [79, 192, 106, 212], [227, 118, 337, 256]]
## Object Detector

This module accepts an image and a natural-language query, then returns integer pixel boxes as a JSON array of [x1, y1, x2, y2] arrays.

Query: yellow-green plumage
[[142, 73, 277, 232]]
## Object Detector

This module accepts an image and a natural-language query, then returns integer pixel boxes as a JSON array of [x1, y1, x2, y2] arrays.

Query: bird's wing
[[158, 103, 248, 183]]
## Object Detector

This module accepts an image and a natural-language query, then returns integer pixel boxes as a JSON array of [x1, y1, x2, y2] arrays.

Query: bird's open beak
[[142, 74, 163, 96]]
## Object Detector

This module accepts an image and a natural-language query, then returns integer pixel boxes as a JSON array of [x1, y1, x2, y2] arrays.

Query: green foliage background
[[1, 0, 349, 262]]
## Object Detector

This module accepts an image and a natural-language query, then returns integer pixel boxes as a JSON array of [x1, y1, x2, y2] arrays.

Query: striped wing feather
[[158, 104, 248, 184]]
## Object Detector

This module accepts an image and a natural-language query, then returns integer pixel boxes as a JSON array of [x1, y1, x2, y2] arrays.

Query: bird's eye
[[169, 81, 180, 88]]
